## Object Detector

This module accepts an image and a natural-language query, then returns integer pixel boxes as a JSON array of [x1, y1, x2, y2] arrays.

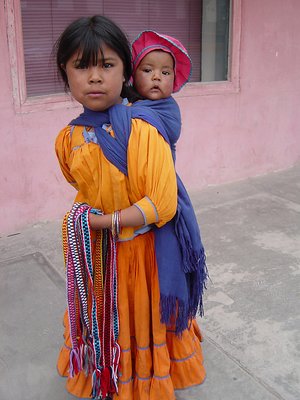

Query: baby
[[130, 30, 192, 101], [128, 31, 208, 323]]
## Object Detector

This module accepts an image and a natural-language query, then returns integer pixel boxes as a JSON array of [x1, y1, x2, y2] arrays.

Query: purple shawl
[[70, 97, 207, 333]]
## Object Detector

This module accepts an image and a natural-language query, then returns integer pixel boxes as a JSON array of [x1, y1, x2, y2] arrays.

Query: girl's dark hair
[[55, 15, 132, 97]]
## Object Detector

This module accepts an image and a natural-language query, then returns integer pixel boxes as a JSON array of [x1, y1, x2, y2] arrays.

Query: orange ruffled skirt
[[57, 232, 206, 399]]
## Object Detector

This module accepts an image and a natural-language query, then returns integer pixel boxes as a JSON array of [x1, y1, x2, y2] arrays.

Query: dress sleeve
[[55, 126, 79, 190], [127, 119, 177, 228]]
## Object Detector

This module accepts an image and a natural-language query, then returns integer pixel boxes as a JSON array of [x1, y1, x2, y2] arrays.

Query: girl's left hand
[[89, 213, 111, 230]]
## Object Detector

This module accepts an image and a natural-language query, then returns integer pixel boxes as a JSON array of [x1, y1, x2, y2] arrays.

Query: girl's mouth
[[87, 92, 105, 97]]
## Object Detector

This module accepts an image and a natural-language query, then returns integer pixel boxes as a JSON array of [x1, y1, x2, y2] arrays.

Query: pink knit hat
[[131, 30, 192, 93]]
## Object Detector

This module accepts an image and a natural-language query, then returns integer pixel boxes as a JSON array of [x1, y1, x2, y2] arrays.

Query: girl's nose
[[88, 66, 102, 83]]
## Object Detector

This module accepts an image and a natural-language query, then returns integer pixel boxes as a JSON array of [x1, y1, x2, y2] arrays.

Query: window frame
[[5, 0, 241, 114]]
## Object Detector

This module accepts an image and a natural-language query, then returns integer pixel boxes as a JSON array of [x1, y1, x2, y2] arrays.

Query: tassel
[[82, 343, 94, 376], [92, 368, 102, 399], [100, 366, 112, 398], [69, 348, 81, 377], [111, 343, 121, 393]]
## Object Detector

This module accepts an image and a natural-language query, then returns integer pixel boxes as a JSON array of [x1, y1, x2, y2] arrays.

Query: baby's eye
[[162, 71, 171, 75], [143, 68, 152, 73]]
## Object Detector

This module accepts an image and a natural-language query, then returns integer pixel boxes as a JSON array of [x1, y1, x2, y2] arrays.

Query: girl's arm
[[55, 126, 79, 190], [89, 205, 144, 230], [90, 119, 177, 232]]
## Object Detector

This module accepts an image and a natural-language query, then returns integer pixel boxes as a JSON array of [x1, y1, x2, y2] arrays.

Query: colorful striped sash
[[62, 202, 120, 399]]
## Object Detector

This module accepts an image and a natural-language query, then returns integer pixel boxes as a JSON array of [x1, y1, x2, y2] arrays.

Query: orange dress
[[55, 119, 206, 399]]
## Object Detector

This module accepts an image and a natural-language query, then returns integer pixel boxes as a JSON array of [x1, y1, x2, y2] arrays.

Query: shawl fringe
[[160, 295, 189, 334]]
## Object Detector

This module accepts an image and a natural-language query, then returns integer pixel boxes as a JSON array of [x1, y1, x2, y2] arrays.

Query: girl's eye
[[143, 68, 152, 73], [74, 61, 88, 69], [103, 63, 113, 69], [162, 71, 171, 75]]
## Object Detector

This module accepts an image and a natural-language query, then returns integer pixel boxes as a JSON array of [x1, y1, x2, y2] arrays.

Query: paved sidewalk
[[0, 165, 299, 400]]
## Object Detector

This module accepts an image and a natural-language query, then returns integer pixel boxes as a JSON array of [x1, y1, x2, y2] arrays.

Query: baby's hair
[[55, 15, 132, 96]]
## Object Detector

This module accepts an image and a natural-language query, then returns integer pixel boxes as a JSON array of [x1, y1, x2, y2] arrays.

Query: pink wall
[[176, 0, 300, 188], [1, 0, 300, 235]]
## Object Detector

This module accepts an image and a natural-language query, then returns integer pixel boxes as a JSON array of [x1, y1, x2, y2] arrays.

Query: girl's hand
[[89, 204, 144, 231], [89, 213, 111, 230]]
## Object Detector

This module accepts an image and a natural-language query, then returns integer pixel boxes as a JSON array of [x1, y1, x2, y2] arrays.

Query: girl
[[55, 16, 206, 400]]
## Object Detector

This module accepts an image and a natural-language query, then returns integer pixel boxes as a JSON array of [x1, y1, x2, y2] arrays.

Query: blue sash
[[70, 97, 207, 333]]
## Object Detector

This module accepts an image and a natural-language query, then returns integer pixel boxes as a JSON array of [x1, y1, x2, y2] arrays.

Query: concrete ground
[[0, 164, 299, 400]]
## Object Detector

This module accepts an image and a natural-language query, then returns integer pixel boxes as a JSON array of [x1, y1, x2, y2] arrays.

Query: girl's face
[[133, 50, 175, 100], [64, 44, 125, 111]]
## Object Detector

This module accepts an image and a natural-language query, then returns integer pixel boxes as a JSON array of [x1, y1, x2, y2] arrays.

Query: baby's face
[[133, 50, 175, 100]]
